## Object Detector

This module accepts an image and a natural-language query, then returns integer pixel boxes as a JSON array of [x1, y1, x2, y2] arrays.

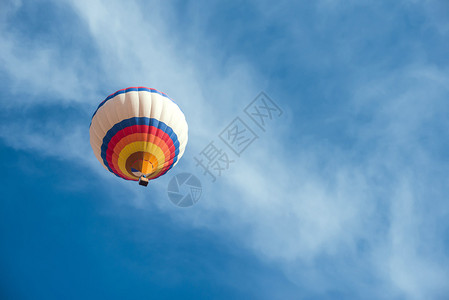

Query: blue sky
[[1, 0, 449, 299]]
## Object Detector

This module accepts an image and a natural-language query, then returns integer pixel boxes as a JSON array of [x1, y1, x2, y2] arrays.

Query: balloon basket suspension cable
[[139, 175, 149, 187]]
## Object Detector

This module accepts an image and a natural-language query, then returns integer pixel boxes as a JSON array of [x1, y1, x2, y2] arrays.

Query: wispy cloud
[[1, 0, 448, 298]]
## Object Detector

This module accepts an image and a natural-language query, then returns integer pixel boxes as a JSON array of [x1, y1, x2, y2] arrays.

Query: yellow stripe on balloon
[[113, 133, 171, 161], [110, 134, 171, 180], [117, 141, 166, 178], [146, 156, 176, 180]]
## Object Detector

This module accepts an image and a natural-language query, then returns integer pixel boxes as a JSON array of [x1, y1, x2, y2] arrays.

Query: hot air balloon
[[89, 87, 188, 186]]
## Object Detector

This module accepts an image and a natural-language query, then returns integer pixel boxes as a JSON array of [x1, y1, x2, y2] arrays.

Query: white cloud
[[0, 4, 96, 105], [1, 0, 449, 298]]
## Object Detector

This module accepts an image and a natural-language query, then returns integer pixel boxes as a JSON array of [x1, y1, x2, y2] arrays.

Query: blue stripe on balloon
[[100, 117, 179, 178]]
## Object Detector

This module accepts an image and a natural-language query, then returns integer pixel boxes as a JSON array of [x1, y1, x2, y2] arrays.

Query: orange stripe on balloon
[[109, 133, 171, 179], [105, 125, 176, 179]]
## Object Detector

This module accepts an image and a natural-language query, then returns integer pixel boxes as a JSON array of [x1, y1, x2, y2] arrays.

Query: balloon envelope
[[89, 87, 188, 182]]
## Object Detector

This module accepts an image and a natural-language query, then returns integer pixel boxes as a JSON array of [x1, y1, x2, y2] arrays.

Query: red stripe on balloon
[[106, 125, 175, 161], [108, 133, 172, 180], [104, 125, 177, 179]]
